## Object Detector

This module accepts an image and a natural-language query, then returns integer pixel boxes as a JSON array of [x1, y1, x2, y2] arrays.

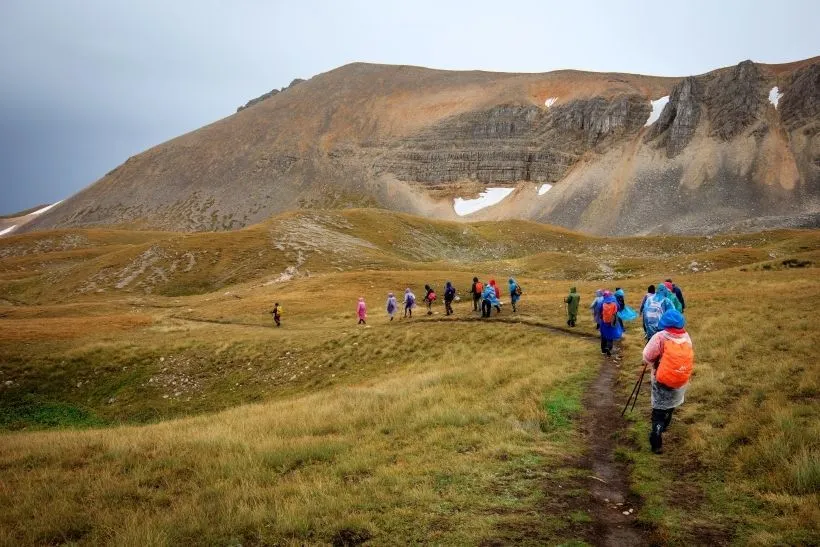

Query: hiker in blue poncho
[[590, 289, 603, 330], [481, 283, 501, 318], [643, 283, 675, 340], [508, 278, 522, 312], [596, 290, 623, 356]]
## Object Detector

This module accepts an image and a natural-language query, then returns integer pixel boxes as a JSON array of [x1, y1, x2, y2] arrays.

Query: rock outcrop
[[644, 77, 702, 157]]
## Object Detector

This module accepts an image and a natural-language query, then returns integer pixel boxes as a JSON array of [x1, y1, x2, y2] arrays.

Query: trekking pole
[[631, 365, 647, 412], [621, 362, 649, 417]]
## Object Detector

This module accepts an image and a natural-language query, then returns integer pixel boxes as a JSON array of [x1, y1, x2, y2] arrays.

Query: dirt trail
[[170, 309, 647, 543], [581, 356, 649, 546]]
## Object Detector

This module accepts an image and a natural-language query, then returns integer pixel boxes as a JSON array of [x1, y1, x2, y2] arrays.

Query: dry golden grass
[[0, 211, 818, 544]]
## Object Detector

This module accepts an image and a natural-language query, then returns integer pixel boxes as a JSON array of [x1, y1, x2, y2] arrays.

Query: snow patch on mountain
[[768, 86, 783, 108], [645, 96, 669, 126], [453, 188, 514, 216]]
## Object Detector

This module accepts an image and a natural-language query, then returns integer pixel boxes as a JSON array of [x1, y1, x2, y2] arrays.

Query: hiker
[[643, 283, 675, 340], [423, 284, 436, 315], [564, 287, 580, 327], [357, 297, 367, 325], [470, 277, 484, 312], [489, 279, 501, 300], [642, 309, 694, 454], [639, 285, 655, 315], [590, 289, 604, 330], [386, 292, 398, 321], [270, 302, 283, 327], [596, 290, 623, 356], [665, 279, 686, 312], [508, 278, 522, 312], [639, 285, 656, 338], [663, 281, 683, 313], [404, 288, 416, 318], [481, 282, 501, 317], [444, 281, 456, 316]]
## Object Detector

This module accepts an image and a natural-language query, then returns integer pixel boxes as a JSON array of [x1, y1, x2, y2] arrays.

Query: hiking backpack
[[601, 301, 618, 325], [406, 294, 415, 306], [475, 282, 484, 293], [643, 297, 663, 328], [514, 285, 522, 296], [656, 336, 694, 388]]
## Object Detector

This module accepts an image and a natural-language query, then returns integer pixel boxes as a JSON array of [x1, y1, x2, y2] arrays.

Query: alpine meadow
[[1, 10, 819, 542], [0, 210, 818, 545]]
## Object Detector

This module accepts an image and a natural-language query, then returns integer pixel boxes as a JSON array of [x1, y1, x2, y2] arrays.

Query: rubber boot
[[650, 422, 664, 454]]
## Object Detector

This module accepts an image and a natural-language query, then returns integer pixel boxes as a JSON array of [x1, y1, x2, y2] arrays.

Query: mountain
[[21, 57, 820, 236]]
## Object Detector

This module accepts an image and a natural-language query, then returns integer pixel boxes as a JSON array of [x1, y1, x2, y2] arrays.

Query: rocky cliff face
[[19, 58, 820, 236], [374, 96, 649, 186]]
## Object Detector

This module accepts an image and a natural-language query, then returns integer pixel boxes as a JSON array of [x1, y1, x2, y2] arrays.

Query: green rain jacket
[[564, 287, 580, 316]]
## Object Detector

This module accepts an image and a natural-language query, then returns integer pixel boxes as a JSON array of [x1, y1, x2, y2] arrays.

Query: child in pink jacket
[[357, 297, 367, 325]]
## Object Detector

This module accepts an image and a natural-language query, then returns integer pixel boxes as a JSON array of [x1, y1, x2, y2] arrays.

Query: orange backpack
[[656, 337, 694, 388], [475, 282, 484, 293], [601, 302, 618, 325]]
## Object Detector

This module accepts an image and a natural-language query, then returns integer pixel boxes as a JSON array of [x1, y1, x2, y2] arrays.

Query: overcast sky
[[0, 0, 818, 214]]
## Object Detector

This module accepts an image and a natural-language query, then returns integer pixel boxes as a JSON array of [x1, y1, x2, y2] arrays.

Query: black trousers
[[473, 294, 480, 311], [600, 335, 613, 354], [481, 300, 492, 317], [445, 299, 454, 315]]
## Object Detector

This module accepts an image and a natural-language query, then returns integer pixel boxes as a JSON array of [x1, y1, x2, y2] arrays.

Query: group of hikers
[[273, 277, 693, 454], [586, 279, 691, 454]]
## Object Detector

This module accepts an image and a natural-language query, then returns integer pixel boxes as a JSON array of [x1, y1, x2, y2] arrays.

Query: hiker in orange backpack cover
[[642, 309, 693, 454]]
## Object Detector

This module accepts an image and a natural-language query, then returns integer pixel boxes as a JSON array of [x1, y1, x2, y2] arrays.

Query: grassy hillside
[[0, 211, 817, 544]]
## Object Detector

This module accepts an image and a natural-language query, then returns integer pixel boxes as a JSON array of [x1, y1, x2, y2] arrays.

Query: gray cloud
[[1, 0, 818, 214]]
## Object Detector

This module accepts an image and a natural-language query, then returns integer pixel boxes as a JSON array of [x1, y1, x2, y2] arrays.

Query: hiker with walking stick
[[641, 309, 694, 454]]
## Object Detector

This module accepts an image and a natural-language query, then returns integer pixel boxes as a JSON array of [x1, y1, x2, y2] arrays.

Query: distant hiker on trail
[[590, 289, 604, 330], [357, 297, 367, 325], [423, 284, 437, 315], [639, 285, 656, 338], [508, 278, 522, 312], [643, 283, 675, 340], [564, 287, 580, 327], [270, 302, 282, 327], [596, 290, 623, 356], [642, 309, 693, 454], [664, 281, 684, 313], [470, 277, 483, 312], [404, 288, 416, 318], [444, 281, 456, 316], [481, 283, 501, 317], [386, 292, 398, 321], [665, 279, 685, 312]]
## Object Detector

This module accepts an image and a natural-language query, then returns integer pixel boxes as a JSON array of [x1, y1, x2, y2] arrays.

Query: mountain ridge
[[20, 56, 820, 236]]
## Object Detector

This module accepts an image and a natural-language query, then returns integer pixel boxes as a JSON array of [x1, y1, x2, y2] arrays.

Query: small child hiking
[[423, 284, 436, 315], [470, 277, 483, 312], [386, 292, 398, 321], [564, 287, 580, 327], [443, 281, 456, 316], [270, 302, 283, 327], [642, 309, 693, 454], [404, 288, 416, 318], [596, 290, 623, 356], [357, 297, 367, 325], [508, 278, 522, 312]]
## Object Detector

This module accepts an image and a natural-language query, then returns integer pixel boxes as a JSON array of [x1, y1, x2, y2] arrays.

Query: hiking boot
[[650, 423, 663, 454]]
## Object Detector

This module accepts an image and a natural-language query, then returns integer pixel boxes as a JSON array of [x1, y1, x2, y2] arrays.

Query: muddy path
[[580, 354, 650, 546]]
